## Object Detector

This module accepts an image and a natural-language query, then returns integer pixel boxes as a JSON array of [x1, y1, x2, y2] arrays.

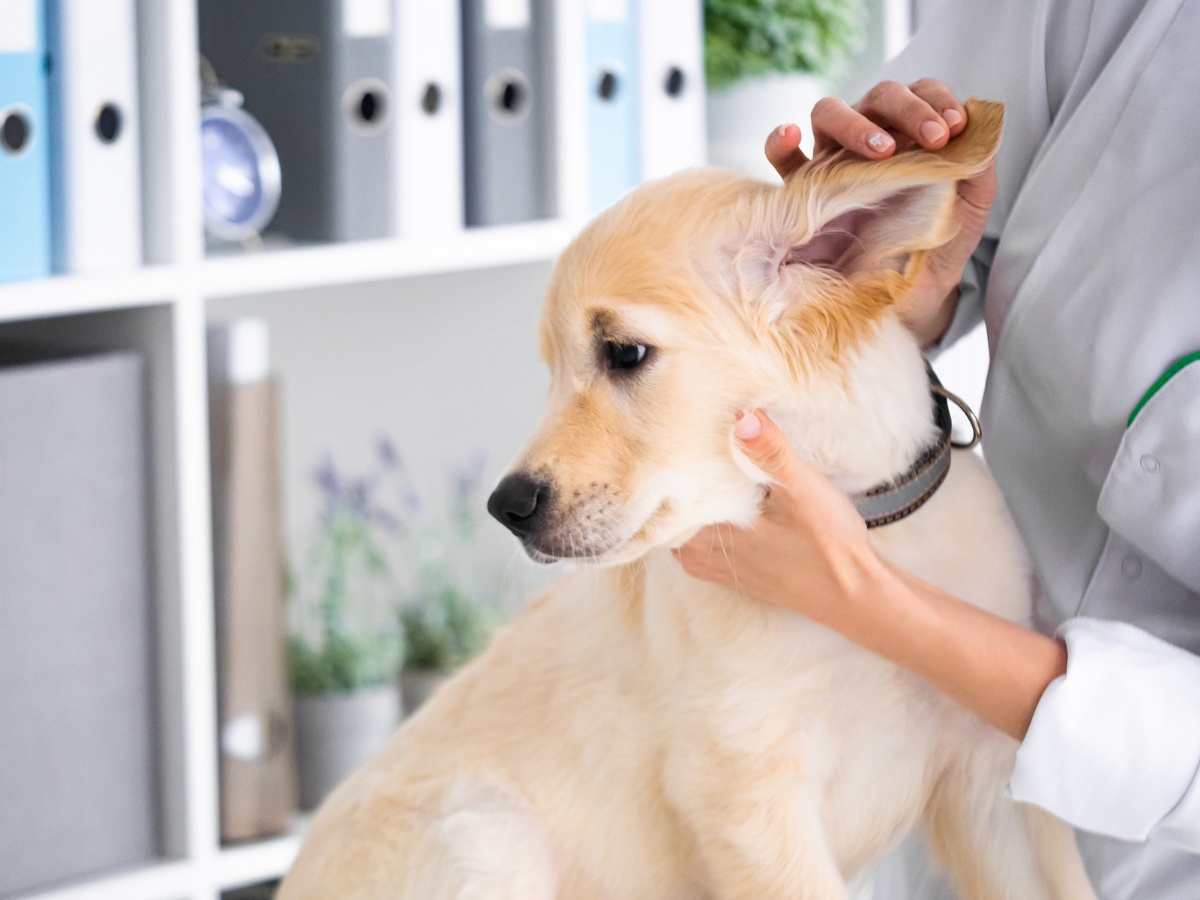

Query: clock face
[[202, 116, 264, 225], [200, 104, 281, 241]]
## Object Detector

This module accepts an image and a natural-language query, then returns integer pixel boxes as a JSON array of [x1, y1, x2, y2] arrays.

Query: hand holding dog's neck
[[767, 316, 937, 495]]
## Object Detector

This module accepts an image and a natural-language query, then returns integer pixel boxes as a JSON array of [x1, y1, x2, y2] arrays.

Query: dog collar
[[851, 364, 980, 529]]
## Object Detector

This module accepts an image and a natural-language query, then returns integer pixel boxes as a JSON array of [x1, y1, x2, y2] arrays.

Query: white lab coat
[[868, 0, 1200, 896]]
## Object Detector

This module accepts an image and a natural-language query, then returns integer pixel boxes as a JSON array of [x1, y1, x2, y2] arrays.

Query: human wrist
[[911, 285, 961, 349], [817, 539, 897, 637]]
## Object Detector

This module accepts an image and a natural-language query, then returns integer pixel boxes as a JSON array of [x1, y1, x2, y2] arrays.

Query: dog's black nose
[[487, 473, 551, 539]]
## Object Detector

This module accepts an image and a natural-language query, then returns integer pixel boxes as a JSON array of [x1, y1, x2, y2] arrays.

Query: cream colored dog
[[279, 100, 1096, 899]]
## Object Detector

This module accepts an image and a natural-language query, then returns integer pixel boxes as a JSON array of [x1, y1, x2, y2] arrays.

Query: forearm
[[834, 552, 1066, 741]]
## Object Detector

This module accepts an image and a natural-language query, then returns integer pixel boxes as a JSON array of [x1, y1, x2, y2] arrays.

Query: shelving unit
[[2, 0, 917, 895], [0, 2, 703, 899]]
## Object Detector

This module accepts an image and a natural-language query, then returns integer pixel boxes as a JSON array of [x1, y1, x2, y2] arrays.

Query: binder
[[0, 352, 157, 895], [585, 0, 640, 213], [637, 0, 706, 181], [45, 0, 143, 274], [208, 320, 298, 843], [198, 0, 396, 242], [0, 0, 51, 282], [394, 0, 464, 236], [461, 0, 553, 226]]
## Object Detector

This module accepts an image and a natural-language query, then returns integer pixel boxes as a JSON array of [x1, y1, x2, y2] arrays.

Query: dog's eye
[[604, 341, 648, 371]]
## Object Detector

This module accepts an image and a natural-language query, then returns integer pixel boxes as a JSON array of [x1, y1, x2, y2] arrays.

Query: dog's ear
[[760, 99, 1003, 306]]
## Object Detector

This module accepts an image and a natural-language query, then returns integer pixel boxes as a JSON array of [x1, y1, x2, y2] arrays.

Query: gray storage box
[[0, 352, 158, 896]]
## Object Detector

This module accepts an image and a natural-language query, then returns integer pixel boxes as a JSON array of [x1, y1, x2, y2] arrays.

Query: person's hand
[[764, 80, 998, 347], [673, 408, 1067, 742], [673, 410, 881, 631]]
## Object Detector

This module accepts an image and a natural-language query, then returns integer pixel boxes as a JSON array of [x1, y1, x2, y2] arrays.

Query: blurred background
[[0, 1, 984, 898]]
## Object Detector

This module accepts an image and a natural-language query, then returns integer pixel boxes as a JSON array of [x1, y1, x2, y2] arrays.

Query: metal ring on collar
[[932, 384, 983, 450]]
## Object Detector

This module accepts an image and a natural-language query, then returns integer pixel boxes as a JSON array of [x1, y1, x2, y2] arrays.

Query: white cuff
[[1009, 618, 1200, 848]]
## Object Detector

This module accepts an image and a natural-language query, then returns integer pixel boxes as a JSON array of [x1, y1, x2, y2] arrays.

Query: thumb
[[765, 123, 810, 180], [734, 410, 807, 488]]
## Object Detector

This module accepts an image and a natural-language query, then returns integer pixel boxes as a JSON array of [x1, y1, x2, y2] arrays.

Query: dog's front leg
[[665, 745, 849, 900]]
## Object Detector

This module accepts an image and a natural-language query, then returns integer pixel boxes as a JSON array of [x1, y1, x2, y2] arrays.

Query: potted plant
[[705, 0, 865, 179], [287, 444, 406, 810], [398, 452, 501, 713]]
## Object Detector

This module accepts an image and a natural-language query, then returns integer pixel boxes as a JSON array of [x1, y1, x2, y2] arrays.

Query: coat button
[[1140, 454, 1161, 473], [1122, 554, 1143, 579]]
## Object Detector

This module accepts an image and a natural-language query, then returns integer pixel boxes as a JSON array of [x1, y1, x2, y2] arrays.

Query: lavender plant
[[400, 450, 501, 672], [287, 442, 408, 694], [288, 439, 502, 691]]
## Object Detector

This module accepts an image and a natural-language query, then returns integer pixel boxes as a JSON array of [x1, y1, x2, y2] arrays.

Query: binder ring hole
[[359, 91, 381, 123], [1, 107, 32, 155], [343, 77, 391, 133], [421, 83, 442, 115], [597, 70, 620, 102], [96, 104, 123, 144], [664, 67, 686, 98], [486, 69, 532, 122]]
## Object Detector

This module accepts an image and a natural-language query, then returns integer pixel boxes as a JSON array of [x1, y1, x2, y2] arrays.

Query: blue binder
[[586, 0, 640, 213], [0, 0, 52, 282]]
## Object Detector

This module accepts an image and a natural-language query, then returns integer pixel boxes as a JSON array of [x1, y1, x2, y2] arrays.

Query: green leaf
[[704, 0, 866, 89]]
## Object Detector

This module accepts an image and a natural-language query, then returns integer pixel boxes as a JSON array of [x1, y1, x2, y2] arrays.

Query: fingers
[[672, 524, 742, 590], [811, 96, 897, 158], [810, 79, 967, 157], [733, 410, 810, 495], [733, 410, 869, 537], [908, 78, 967, 137], [764, 123, 810, 179]]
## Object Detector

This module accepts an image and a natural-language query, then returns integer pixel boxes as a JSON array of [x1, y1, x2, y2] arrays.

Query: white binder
[[394, 0, 464, 235], [45, 0, 142, 274], [637, 0, 706, 181]]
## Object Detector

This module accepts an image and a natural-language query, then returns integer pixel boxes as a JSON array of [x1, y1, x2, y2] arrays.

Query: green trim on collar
[[1129, 351, 1200, 426]]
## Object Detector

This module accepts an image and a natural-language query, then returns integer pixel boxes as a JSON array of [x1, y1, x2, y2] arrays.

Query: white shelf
[[213, 820, 309, 892], [0, 266, 178, 324], [201, 219, 581, 300], [0, 0, 705, 897], [0, 220, 579, 324], [21, 861, 196, 900]]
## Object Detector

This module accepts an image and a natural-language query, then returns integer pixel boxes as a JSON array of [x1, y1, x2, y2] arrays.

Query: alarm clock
[[200, 82, 281, 243]]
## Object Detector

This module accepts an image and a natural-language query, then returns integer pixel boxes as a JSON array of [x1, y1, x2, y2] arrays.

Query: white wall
[[208, 260, 562, 607]]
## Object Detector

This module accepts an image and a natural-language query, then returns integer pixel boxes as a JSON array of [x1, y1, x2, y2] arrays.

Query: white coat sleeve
[[1011, 358, 1200, 849], [1011, 619, 1200, 851]]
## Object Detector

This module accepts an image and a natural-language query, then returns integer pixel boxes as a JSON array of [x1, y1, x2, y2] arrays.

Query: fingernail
[[775, 123, 793, 140], [865, 131, 893, 153], [919, 120, 946, 144], [942, 108, 963, 128], [734, 411, 763, 441]]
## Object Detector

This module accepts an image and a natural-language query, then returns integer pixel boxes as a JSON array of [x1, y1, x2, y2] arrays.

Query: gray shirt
[[875, 0, 1200, 896]]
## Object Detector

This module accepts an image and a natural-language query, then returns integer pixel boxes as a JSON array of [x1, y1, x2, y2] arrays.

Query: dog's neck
[[764, 314, 937, 495]]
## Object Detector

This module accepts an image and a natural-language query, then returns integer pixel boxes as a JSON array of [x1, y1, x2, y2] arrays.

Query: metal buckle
[[932, 384, 982, 450]]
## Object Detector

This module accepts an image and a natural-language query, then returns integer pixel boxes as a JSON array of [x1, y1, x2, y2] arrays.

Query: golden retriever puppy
[[278, 100, 1095, 899]]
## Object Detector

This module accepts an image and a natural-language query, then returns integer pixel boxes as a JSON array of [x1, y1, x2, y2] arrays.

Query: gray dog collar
[[851, 364, 980, 529]]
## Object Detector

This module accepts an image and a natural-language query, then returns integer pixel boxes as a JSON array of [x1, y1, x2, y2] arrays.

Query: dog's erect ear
[[772, 98, 1004, 289]]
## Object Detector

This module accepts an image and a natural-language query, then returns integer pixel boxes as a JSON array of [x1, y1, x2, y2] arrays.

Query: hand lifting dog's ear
[[739, 99, 1003, 353]]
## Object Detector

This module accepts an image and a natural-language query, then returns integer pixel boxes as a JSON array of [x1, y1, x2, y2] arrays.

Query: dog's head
[[490, 100, 1003, 564]]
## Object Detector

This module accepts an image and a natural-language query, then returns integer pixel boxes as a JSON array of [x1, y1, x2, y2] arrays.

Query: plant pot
[[400, 667, 452, 715], [292, 683, 400, 810], [706, 72, 827, 181]]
